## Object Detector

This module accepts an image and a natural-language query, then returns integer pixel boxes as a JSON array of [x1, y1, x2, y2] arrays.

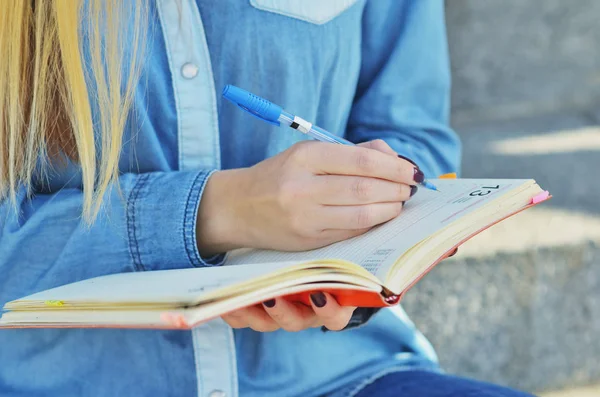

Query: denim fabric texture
[[348, 370, 536, 397], [0, 1, 461, 396]]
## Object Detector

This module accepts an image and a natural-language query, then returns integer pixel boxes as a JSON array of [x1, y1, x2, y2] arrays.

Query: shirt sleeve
[[345, 0, 462, 178], [0, 169, 224, 305]]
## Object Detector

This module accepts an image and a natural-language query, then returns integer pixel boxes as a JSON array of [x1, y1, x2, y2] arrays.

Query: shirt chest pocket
[[249, 0, 359, 25]]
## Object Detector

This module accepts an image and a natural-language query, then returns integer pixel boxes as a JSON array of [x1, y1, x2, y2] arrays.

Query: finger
[[357, 139, 397, 156], [313, 175, 414, 205], [262, 298, 317, 332], [307, 143, 418, 185], [397, 154, 418, 167], [316, 202, 404, 230], [222, 308, 252, 329], [240, 305, 281, 332], [355, 141, 420, 170], [309, 292, 356, 331], [223, 305, 280, 332]]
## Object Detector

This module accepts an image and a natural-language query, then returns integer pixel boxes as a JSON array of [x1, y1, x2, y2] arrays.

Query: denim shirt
[[0, 1, 461, 396]]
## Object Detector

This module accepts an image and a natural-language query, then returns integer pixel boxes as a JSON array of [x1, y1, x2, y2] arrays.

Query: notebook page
[[6, 261, 300, 307], [225, 179, 532, 280]]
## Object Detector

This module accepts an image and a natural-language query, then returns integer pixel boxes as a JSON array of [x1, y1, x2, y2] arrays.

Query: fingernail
[[413, 168, 425, 184], [397, 154, 417, 167], [401, 201, 406, 206], [410, 185, 418, 197], [310, 292, 326, 308], [263, 299, 276, 308]]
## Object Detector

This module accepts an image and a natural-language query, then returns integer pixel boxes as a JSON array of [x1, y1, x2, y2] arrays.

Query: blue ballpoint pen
[[222, 85, 438, 191]]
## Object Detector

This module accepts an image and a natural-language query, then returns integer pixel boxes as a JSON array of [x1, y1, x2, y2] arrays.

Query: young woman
[[0, 1, 535, 396]]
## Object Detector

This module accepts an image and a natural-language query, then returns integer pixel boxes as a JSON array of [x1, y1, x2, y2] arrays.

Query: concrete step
[[401, 111, 600, 393], [402, 243, 600, 393], [446, 0, 600, 125]]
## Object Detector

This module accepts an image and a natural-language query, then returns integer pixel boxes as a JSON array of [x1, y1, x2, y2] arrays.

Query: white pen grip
[[292, 116, 313, 134]]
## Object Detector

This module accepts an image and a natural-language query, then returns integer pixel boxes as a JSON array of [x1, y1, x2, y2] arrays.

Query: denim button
[[208, 390, 225, 397], [181, 62, 199, 79]]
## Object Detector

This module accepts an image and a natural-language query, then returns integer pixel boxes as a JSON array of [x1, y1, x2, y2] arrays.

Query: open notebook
[[0, 178, 550, 329]]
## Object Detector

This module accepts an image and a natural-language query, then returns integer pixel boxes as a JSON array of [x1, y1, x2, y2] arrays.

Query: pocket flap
[[250, 0, 358, 25]]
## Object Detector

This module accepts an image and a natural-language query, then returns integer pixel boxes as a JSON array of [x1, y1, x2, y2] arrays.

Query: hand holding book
[[222, 291, 356, 332]]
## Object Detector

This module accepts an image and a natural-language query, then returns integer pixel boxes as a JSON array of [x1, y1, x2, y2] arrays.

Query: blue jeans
[[353, 370, 537, 397]]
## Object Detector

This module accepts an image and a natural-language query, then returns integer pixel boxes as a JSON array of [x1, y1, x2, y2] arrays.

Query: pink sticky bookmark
[[530, 191, 550, 205], [160, 313, 189, 329]]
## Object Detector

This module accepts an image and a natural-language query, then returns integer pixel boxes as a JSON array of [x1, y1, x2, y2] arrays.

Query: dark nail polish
[[397, 154, 418, 167], [310, 292, 327, 308], [413, 168, 425, 184], [263, 299, 276, 308], [410, 185, 418, 197]]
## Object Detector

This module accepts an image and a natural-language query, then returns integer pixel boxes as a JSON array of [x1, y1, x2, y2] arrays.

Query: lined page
[[225, 179, 533, 280]]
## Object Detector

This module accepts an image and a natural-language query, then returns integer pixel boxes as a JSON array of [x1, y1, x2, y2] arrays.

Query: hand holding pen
[[222, 85, 439, 192], [199, 90, 429, 333]]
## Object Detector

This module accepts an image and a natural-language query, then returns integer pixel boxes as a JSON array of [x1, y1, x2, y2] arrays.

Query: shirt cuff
[[126, 170, 226, 272]]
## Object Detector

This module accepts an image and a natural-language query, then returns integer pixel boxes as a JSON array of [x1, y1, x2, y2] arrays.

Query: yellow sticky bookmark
[[44, 300, 64, 307]]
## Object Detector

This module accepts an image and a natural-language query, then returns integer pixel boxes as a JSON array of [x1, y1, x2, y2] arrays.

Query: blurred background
[[401, 1, 600, 396]]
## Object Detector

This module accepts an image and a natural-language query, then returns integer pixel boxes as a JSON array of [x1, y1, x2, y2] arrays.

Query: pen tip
[[424, 182, 439, 192]]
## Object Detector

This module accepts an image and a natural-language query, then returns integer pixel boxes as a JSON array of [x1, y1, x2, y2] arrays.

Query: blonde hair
[[0, 0, 146, 221]]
